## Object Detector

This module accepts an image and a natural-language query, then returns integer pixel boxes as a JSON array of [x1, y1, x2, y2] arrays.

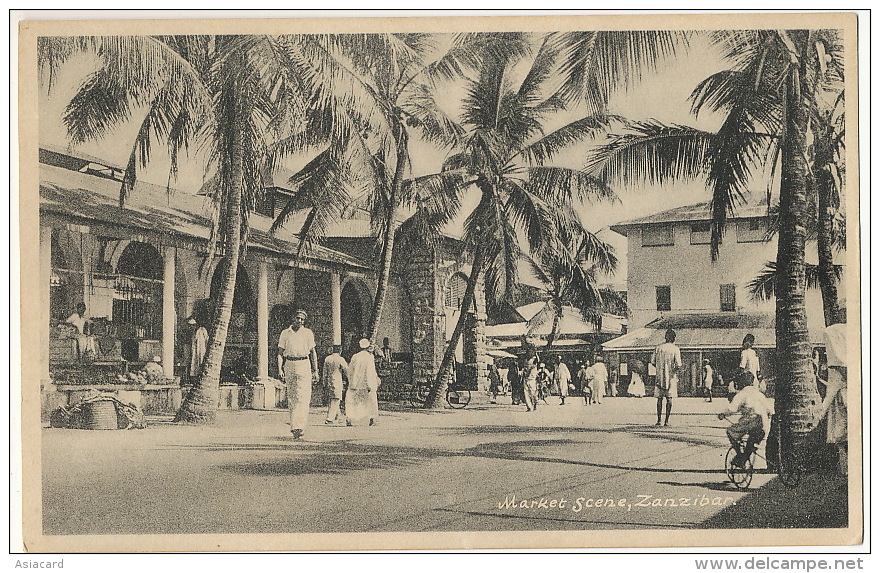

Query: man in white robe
[[553, 356, 571, 406], [346, 339, 381, 426], [277, 309, 319, 439]]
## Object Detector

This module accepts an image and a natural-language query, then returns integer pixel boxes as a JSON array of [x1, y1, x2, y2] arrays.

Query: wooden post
[[162, 247, 176, 379], [257, 260, 269, 380]]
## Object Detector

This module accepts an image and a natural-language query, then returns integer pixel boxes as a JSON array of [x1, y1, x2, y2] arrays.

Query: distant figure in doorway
[[323, 345, 348, 425], [627, 360, 646, 398], [702, 358, 715, 403], [522, 353, 539, 412], [739, 334, 763, 393], [651, 329, 682, 426], [188, 310, 209, 381], [553, 355, 571, 406], [346, 338, 381, 426], [498, 362, 510, 395], [379, 337, 393, 363], [277, 308, 319, 439], [65, 302, 96, 361]]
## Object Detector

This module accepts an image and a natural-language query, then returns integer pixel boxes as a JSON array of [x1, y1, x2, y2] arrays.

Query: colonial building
[[602, 200, 829, 396], [39, 146, 489, 417]]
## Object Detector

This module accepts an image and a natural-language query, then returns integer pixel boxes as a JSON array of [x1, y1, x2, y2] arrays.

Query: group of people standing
[[276, 308, 381, 440], [490, 351, 611, 411]]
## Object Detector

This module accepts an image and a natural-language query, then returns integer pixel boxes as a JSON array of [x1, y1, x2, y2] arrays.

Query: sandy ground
[[41, 395, 848, 536]]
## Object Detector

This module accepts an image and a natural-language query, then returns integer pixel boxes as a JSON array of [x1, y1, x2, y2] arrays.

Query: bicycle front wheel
[[725, 447, 754, 490], [446, 388, 471, 409]]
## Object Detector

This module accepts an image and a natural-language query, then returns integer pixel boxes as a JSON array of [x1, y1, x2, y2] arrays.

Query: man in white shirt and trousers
[[322, 344, 348, 425], [277, 308, 319, 439]]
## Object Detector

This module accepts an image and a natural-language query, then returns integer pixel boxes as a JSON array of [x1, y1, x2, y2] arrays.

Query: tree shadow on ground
[[184, 433, 728, 478], [445, 424, 724, 448], [698, 473, 848, 529], [657, 480, 745, 492]]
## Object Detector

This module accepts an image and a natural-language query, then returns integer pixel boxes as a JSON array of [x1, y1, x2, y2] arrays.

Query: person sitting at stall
[[65, 302, 96, 361]]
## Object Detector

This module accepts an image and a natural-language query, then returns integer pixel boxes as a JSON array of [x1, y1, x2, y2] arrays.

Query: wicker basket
[[81, 400, 118, 430]]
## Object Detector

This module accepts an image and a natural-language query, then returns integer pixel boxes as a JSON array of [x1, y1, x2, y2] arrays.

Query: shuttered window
[[656, 285, 671, 311], [642, 224, 674, 246], [720, 284, 736, 312]]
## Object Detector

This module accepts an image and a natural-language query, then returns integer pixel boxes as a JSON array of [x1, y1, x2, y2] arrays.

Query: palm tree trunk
[[367, 130, 408, 341], [176, 101, 245, 424], [775, 42, 821, 449], [427, 243, 485, 409], [814, 140, 841, 327], [544, 308, 562, 355]]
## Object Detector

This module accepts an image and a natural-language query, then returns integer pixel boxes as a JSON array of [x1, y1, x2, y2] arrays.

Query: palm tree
[[524, 215, 621, 354], [278, 33, 505, 344], [585, 29, 845, 448], [404, 37, 618, 407], [39, 35, 330, 424]]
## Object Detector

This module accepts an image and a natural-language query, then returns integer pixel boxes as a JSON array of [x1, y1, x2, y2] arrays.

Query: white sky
[[38, 33, 733, 284]]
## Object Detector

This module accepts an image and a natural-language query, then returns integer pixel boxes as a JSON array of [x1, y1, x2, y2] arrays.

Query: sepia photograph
[[15, 10, 863, 553]]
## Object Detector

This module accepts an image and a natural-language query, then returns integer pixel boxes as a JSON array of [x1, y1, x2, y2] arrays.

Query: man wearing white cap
[[346, 338, 381, 426], [277, 308, 319, 439]]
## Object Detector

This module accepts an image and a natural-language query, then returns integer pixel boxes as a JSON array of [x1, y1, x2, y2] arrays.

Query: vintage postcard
[[16, 11, 863, 552]]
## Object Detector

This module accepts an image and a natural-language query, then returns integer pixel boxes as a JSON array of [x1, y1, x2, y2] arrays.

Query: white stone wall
[[624, 222, 828, 336]]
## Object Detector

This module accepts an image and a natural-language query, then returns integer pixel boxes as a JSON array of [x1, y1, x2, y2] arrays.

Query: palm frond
[[705, 104, 774, 259], [403, 83, 466, 148], [585, 120, 714, 187], [525, 166, 616, 204], [519, 113, 618, 165], [747, 260, 843, 301], [552, 30, 687, 112]]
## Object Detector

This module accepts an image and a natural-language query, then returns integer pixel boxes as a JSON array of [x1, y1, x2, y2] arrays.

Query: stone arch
[[443, 271, 470, 361], [340, 276, 372, 358], [117, 241, 163, 279], [113, 241, 164, 352]]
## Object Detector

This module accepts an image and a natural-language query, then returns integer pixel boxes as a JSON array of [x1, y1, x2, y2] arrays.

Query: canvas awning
[[485, 304, 625, 340], [602, 313, 824, 351]]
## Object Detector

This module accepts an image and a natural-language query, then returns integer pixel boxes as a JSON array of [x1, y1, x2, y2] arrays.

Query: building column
[[40, 225, 52, 386], [257, 261, 270, 380], [330, 271, 342, 346], [162, 247, 176, 379]]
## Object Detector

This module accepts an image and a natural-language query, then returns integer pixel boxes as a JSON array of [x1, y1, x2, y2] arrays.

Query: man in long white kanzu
[[553, 355, 571, 406], [818, 306, 848, 475], [277, 309, 319, 439], [346, 338, 381, 426], [322, 344, 348, 425]]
